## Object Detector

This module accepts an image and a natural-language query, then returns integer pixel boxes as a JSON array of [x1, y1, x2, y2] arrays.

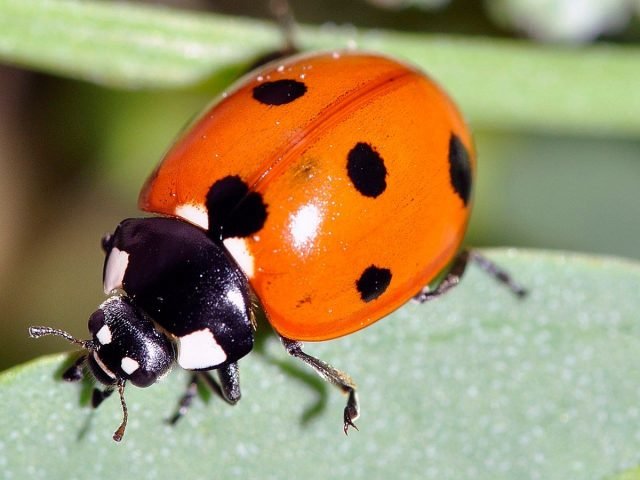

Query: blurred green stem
[[0, 0, 638, 137]]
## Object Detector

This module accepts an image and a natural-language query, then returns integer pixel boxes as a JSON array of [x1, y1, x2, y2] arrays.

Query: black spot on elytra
[[448, 134, 472, 206], [346, 142, 387, 198], [206, 176, 267, 241], [356, 265, 392, 302], [252, 79, 307, 106]]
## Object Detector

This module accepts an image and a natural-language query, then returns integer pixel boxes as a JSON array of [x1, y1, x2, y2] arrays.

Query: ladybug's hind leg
[[467, 251, 527, 297], [413, 250, 470, 303], [413, 249, 527, 303], [168, 363, 242, 424], [280, 337, 359, 434]]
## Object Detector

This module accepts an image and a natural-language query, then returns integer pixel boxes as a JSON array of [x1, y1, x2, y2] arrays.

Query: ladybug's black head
[[29, 295, 175, 441], [86, 296, 175, 388]]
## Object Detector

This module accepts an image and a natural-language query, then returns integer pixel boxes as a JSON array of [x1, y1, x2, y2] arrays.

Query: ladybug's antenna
[[30, 325, 131, 442], [112, 381, 129, 442], [28, 326, 91, 349]]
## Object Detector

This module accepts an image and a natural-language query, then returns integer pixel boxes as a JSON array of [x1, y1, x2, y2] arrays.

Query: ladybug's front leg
[[61, 354, 87, 382], [62, 354, 118, 412], [169, 363, 242, 424], [413, 249, 527, 303], [280, 337, 359, 434]]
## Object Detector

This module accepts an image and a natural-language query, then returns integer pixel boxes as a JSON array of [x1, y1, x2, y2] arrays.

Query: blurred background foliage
[[0, 0, 638, 371]]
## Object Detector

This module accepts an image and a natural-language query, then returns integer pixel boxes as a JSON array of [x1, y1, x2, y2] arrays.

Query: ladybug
[[30, 51, 525, 441]]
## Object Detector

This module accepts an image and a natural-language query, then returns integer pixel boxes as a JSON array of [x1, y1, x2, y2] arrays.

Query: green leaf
[[3, 249, 640, 479], [0, 0, 639, 136], [608, 466, 640, 480]]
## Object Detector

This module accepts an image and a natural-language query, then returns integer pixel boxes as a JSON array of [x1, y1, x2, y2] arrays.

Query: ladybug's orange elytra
[[141, 51, 475, 341]]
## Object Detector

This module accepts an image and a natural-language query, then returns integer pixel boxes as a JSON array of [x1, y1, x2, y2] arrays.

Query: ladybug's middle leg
[[280, 337, 359, 435]]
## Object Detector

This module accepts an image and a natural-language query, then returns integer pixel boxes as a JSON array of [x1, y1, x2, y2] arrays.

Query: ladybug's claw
[[342, 389, 360, 435], [343, 406, 359, 435]]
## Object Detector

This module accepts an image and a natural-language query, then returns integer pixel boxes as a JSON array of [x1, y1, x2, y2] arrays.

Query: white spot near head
[[177, 329, 227, 370], [223, 237, 255, 278], [103, 247, 129, 294], [96, 324, 112, 345], [226, 288, 245, 312], [121, 356, 140, 375], [289, 203, 322, 251], [92, 352, 116, 380], [175, 203, 209, 230]]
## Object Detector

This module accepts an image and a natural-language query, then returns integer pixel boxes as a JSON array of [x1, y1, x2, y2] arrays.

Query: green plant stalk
[[0, 0, 638, 137]]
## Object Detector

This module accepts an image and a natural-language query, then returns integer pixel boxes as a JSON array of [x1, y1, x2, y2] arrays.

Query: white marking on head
[[175, 203, 209, 230], [289, 203, 322, 250], [223, 237, 255, 278], [96, 324, 112, 345], [177, 329, 227, 370], [121, 356, 140, 375], [103, 247, 130, 294], [92, 352, 116, 380], [226, 288, 245, 312]]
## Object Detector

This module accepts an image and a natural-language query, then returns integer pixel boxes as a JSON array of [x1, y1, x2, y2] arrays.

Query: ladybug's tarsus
[[281, 337, 360, 434], [343, 392, 360, 435]]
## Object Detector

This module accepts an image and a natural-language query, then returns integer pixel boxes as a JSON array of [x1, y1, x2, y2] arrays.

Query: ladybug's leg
[[91, 386, 115, 408], [61, 354, 87, 382], [468, 251, 527, 297], [281, 337, 359, 434], [413, 250, 470, 303], [413, 249, 527, 303], [216, 362, 242, 404], [169, 363, 241, 424], [168, 374, 200, 424], [196, 364, 241, 405]]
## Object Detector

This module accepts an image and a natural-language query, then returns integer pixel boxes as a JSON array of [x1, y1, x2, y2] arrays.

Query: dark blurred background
[[1, 0, 639, 371]]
